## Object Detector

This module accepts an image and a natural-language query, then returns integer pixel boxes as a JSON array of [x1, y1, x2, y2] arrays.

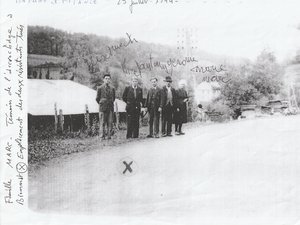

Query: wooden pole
[[139, 108, 143, 128], [59, 109, 64, 133], [85, 104, 90, 133], [69, 115, 73, 132], [115, 101, 119, 130], [54, 103, 58, 133]]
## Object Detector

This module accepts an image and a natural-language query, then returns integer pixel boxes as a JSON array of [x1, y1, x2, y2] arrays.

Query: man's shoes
[[154, 134, 160, 138], [167, 134, 173, 137], [147, 134, 153, 138], [175, 131, 180, 135], [179, 132, 185, 135], [162, 133, 167, 137]]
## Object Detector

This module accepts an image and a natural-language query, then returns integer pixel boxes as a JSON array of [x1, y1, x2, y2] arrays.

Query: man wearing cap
[[145, 77, 161, 138], [96, 73, 116, 140], [122, 76, 143, 138], [160, 76, 178, 137]]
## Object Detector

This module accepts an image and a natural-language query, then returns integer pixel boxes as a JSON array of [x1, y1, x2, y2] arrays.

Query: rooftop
[[28, 79, 126, 116], [28, 54, 64, 67]]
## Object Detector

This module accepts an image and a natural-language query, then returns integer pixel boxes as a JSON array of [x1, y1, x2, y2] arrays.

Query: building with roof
[[28, 54, 66, 80], [240, 105, 258, 119]]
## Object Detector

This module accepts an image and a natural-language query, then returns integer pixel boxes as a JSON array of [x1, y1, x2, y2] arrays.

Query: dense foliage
[[213, 50, 285, 118]]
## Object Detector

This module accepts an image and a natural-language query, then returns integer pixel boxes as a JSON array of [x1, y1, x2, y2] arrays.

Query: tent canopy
[[28, 79, 126, 116]]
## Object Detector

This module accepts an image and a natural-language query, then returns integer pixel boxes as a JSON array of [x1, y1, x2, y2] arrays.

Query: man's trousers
[[126, 109, 140, 138], [99, 110, 113, 139], [162, 103, 173, 135]]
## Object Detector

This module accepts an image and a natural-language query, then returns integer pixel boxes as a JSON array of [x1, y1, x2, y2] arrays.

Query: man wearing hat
[[160, 76, 178, 137], [122, 76, 143, 138], [96, 73, 116, 140], [145, 77, 161, 138]]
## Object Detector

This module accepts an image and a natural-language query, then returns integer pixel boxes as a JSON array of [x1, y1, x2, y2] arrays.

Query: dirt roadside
[[28, 121, 210, 172]]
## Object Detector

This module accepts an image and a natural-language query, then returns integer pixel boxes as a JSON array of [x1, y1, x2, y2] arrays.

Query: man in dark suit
[[96, 73, 116, 140], [160, 76, 177, 137], [122, 76, 143, 138], [145, 77, 161, 138]]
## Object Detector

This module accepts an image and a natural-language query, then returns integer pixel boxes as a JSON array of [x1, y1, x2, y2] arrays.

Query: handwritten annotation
[[191, 65, 231, 83], [15, 0, 97, 5], [122, 54, 197, 76], [2, 17, 26, 206], [96, 33, 138, 64], [117, 0, 179, 14]]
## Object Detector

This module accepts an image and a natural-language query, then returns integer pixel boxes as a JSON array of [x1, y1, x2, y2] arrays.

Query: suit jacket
[[160, 86, 178, 109], [122, 86, 143, 114], [145, 87, 161, 110], [96, 84, 116, 112]]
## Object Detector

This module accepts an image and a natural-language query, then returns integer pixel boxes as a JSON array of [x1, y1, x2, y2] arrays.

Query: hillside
[[28, 26, 232, 97]]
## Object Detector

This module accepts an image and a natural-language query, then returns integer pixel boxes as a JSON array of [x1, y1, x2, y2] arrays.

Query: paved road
[[29, 115, 300, 225]]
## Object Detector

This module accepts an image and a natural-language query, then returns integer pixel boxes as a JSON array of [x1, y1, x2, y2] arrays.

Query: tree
[[216, 50, 284, 118], [217, 64, 260, 118], [248, 50, 283, 99]]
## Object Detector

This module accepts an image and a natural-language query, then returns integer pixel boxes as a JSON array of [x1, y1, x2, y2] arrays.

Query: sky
[[2, 0, 300, 62]]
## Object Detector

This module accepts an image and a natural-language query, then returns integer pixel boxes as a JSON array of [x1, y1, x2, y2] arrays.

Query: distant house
[[267, 100, 288, 115], [27, 54, 66, 80], [194, 82, 220, 104], [28, 79, 126, 131], [241, 101, 289, 118], [261, 105, 272, 114], [240, 105, 258, 119]]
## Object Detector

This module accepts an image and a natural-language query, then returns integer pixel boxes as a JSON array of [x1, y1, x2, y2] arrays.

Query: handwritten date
[[118, 0, 179, 14]]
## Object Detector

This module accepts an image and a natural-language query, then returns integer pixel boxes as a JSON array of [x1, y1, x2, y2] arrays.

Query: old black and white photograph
[[1, 0, 300, 225]]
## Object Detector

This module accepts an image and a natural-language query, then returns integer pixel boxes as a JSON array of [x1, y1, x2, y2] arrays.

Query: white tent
[[28, 79, 126, 116]]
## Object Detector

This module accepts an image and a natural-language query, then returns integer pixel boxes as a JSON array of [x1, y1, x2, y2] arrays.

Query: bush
[[206, 100, 232, 121]]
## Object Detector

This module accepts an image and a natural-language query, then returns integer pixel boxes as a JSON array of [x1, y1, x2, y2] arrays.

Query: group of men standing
[[96, 73, 189, 140]]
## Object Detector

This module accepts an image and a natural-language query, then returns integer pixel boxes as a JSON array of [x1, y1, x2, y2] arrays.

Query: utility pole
[[177, 28, 199, 90], [285, 65, 299, 112], [288, 80, 299, 111], [177, 28, 199, 121]]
